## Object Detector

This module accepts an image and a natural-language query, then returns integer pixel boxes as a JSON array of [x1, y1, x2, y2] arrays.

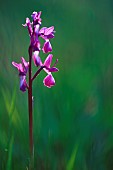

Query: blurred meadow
[[1, 0, 113, 169]]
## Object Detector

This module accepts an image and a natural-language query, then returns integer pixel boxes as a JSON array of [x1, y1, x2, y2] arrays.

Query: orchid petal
[[46, 33, 55, 39], [20, 76, 27, 92], [46, 67, 59, 72], [33, 40, 41, 51], [43, 74, 55, 88], [31, 11, 42, 25], [12, 62, 24, 73], [39, 26, 55, 40], [22, 18, 33, 36], [21, 57, 29, 73], [33, 51, 42, 67], [44, 54, 53, 68], [39, 27, 47, 34], [43, 55, 59, 74], [45, 26, 54, 35], [42, 40, 52, 53], [34, 24, 40, 35]]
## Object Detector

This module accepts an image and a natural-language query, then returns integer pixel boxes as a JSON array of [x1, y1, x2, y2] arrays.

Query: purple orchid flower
[[43, 74, 55, 88], [13, 11, 58, 91], [43, 54, 58, 73], [39, 26, 55, 40], [42, 54, 58, 88], [23, 13, 55, 54], [32, 51, 42, 67], [23, 12, 41, 52], [39, 26, 55, 53], [12, 11, 59, 163], [42, 40, 52, 53], [22, 18, 33, 36], [32, 53, 58, 88], [12, 57, 29, 92], [31, 11, 42, 25], [20, 75, 28, 92]]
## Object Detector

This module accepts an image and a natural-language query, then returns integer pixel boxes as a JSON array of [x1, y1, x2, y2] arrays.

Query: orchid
[[12, 57, 29, 92], [42, 54, 58, 87], [32, 53, 58, 87], [12, 11, 58, 91], [12, 11, 59, 167]]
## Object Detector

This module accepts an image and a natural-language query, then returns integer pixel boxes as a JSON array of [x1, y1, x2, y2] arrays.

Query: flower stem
[[32, 66, 45, 82], [28, 46, 34, 169]]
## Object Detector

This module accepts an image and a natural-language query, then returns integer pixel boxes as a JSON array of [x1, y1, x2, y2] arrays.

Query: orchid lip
[[43, 74, 55, 88]]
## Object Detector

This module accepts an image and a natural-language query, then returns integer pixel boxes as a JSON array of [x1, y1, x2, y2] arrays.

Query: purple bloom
[[11, 11, 59, 162], [31, 37, 41, 52], [32, 51, 42, 67], [39, 26, 55, 53], [21, 57, 29, 73], [12, 57, 29, 92], [43, 74, 55, 88], [30, 24, 41, 51], [32, 53, 58, 88], [42, 40, 52, 53], [23, 12, 41, 52], [39, 26, 55, 40], [33, 53, 58, 73], [22, 18, 33, 36], [43, 54, 59, 73], [20, 75, 27, 92], [12, 57, 29, 75], [23, 12, 55, 54], [42, 54, 58, 88], [31, 11, 42, 25], [12, 11, 58, 91]]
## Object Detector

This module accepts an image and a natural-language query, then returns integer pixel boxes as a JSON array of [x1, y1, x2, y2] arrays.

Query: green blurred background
[[1, 0, 113, 169]]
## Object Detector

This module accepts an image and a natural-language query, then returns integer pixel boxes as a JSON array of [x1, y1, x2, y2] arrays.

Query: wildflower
[[12, 11, 58, 91], [12, 57, 29, 92], [42, 40, 52, 53], [31, 11, 42, 25], [19, 75, 28, 92], [22, 18, 33, 36], [32, 51, 42, 67], [39, 26, 55, 53], [39, 26, 55, 40], [42, 54, 58, 87], [12, 11, 59, 165], [43, 54, 58, 87], [32, 53, 58, 88], [43, 74, 55, 88], [43, 54, 58, 73]]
